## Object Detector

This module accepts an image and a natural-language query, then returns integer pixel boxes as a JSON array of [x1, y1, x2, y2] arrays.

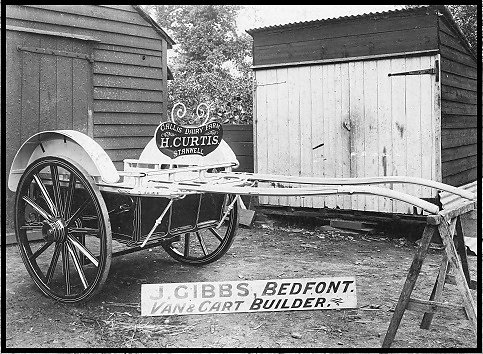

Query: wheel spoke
[[208, 228, 223, 242], [50, 165, 63, 217], [33, 174, 58, 217], [29, 241, 53, 261], [184, 233, 190, 257], [64, 172, 76, 219], [67, 235, 99, 267], [62, 243, 71, 295], [22, 196, 53, 221], [196, 231, 208, 256], [68, 227, 99, 235], [67, 242, 88, 289], [46, 243, 62, 285], [66, 199, 90, 228]]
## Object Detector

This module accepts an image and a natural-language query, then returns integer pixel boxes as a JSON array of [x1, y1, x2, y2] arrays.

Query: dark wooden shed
[[5, 5, 175, 228], [247, 5, 477, 214]]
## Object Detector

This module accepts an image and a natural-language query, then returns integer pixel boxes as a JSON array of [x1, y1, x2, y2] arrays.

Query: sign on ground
[[141, 277, 357, 316]]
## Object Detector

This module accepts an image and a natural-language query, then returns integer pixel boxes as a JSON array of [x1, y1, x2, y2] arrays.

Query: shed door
[[255, 54, 440, 214], [6, 29, 94, 228], [8, 31, 94, 144]]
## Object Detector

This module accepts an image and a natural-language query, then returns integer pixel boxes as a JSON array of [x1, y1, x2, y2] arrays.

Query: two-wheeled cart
[[8, 103, 475, 309]]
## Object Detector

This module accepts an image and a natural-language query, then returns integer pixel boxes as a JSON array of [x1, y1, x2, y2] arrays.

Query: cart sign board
[[141, 277, 357, 316], [155, 122, 223, 158]]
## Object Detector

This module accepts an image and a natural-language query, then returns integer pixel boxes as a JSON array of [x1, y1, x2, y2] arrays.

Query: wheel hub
[[42, 218, 67, 243]]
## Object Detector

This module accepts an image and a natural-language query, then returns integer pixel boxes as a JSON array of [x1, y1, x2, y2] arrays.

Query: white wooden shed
[[247, 6, 477, 214]]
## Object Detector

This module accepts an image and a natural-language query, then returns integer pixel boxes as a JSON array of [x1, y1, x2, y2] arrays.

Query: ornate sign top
[[155, 103, 223, 158]]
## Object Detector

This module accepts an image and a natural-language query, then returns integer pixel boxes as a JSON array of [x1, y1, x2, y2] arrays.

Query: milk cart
[[8, 103, 475, 303]]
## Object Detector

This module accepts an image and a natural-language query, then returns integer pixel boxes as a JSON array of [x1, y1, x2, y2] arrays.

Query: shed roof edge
[[132, 5, 176, 49]]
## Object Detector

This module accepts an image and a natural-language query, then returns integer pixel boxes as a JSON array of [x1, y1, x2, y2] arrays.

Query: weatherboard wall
[[438, 17, 478, 187], [6, 5, 169, 169], [249, 9, 439, 67]]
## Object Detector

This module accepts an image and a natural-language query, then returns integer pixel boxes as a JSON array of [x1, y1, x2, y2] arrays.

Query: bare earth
[[4, 216, 478, 350]]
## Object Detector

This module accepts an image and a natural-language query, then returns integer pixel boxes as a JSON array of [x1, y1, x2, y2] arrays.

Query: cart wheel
[[14, 156, 112, 303], [162, 195, 239, 265]]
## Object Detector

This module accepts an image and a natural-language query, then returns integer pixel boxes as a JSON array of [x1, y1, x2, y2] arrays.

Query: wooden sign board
[[141, 277, 357, 316], [155, 121, 223, 158]]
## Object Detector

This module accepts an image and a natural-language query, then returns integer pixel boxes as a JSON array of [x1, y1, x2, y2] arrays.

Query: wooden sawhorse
[[382, 200, 477, 348]]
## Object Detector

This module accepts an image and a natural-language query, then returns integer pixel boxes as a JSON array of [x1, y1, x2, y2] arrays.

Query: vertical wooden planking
[[349, 61, 365, 211], [56, 38, 73, 130], [276, 67, 290, 206], [333, 63, 344, 209], [323, 64, 336, 208], [21, 35, 41, 142], [340, 63, 352, 210], [72, 41, 91, 135], [252, 71, 258, 177], [363, 60, 379, 212], [299, 66, 313, 208], [310, 64, 325, 208], [376, 59, 394, 213], [265, 68, 278, 205], [255, 70, 268, 205], [287, 66, 301, 207], [420, 55, 436, 199], [405, 56, 423, 213], [161, 40, 168, 122], [434, 54, 442, 183], [6, 32, 23, 166], [39, 36, 57, 132], [6, 31, 23, 229], [390, 57, 408, 213]]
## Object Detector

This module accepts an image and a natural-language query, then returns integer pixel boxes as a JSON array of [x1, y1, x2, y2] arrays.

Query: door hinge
[[17, 45, 94, 63], [388, 60, 439, 82]]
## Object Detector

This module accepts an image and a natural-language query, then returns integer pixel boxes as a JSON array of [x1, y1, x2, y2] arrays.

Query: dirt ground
[[4, 214, 479, 350]]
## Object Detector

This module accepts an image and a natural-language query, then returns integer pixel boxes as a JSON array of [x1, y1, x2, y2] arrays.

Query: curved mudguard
[[8, 130, 119, 192]]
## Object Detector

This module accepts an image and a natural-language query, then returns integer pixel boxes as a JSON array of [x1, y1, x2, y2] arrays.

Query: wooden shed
[[5, 5, 175, 227], [247, 5, 477, 214]]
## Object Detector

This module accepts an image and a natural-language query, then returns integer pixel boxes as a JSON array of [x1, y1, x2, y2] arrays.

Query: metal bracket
[[17, 45, 94, 63], [388, 60, 439, 82]]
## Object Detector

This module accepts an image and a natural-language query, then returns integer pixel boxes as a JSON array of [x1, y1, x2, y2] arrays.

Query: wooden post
[[381, 224, 435, 348], [419, 254, 449, 329], [438, 217, 477, 335], [420, 220, 456, 329], [382, 201, 477, 348]]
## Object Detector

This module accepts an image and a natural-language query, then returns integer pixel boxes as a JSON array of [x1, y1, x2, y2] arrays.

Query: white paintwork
[[254, 54, 440, 214], [8, 130, 119, 191]]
